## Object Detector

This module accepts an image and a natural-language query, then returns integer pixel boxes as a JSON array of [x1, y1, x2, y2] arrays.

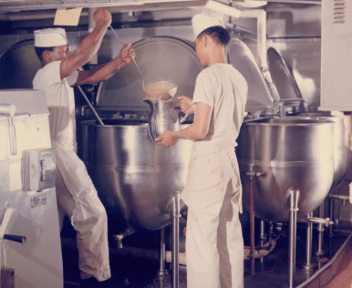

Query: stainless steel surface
[[237, 116, 335, 222], [292, 113, 350, 191], [266, 3, 321, 38], [0, 39, 40, 89], [267, 46, 309, 114], [266, 40, 321, 111], [158, 228, 167, 278], [144, 96, 180, 141], [171, 192, 181, 288], [267, 46, 303, 101], [77, 86, 105, 125], [96, 36, 202, 109], [288, 188, 299, 288], [109, 24, 145, 88], [304, 212, 314, 272], [228, 38, 275, 114], [0, 0, 206, 13], [80, 119, 191, 231]]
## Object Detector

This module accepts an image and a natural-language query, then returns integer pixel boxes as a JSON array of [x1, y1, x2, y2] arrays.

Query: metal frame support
[[157, 227, 168, 279], [171, 192, 181, 288], [246, 171, 264, 275], [302, 213, 334, 275], [288, 188, 300, 288], [309, 216, 334, 258], [329, 196, 334, 237], [303, 212, 314, 272]]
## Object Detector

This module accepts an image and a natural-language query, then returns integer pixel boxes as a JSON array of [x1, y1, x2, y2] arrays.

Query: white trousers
[[183, 145, 244, 288], [55, 147, 111, 282]]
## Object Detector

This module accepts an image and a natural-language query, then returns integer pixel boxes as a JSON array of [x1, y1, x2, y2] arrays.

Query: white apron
[[33, 61, 111, 281], [182, 143, 244, 288]]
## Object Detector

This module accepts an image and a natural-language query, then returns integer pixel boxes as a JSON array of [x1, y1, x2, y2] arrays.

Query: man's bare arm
[[73, 44, 134, 86], [60, 8, 111, 79]]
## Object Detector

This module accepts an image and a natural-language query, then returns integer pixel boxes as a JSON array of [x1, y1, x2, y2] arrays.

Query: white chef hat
[[192, 13, 225, 40], [34, 28, 68, 47]]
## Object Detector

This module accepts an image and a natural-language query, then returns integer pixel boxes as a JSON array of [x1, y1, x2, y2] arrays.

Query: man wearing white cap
[[32, 8, 134, 288], [156, 13, 248, 288]]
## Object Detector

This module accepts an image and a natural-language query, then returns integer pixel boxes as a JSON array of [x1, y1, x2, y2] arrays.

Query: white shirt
[[33, 60, 78, 151], [192, 63, 248, 149]]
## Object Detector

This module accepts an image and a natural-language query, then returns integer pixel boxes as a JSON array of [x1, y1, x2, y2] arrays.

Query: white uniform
[[182, 63, 248, 288], [33, 61, 111, 282]]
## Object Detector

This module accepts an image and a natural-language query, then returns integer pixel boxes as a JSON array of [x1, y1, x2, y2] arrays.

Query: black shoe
[[80, 277, 129, 288]]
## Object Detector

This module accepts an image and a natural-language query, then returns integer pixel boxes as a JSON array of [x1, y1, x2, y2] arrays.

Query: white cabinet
[[320, 0, 352, 111]]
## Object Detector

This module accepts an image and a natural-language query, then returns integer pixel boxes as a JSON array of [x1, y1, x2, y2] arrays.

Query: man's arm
[[60, 8, 111, 79], [155, 102, 212, 147], [73, 43, 134, 86]]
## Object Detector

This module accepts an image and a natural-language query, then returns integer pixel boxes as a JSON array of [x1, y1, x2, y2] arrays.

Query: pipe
[[171, 192, 181, 288], [0, 0, 207, 14], [204, 1, 267, 71], [241, 9, 267, 69], [288, 188, 300, 288], [249, 174, 255, 275], [315, 204, 325, 257], [113, 227, 136, 249], [303, 212, 314, 272], [239, 8, 280, 104], [246, 171, 264, 275], [158, 228, 168, 278], [329, 195, 334, 237], [205, 0, 242, 18]]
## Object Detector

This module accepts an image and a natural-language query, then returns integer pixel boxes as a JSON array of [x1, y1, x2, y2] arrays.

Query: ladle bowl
[[144, 81, 178, 101]]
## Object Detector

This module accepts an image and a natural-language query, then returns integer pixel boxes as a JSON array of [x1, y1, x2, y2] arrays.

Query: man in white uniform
[[32, 8, 134, 288], [155, 14, 248, 288]]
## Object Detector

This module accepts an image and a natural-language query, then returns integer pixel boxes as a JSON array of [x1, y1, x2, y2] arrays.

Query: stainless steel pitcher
[[143, 96, 181, 141], [143, 81, 186, 141]]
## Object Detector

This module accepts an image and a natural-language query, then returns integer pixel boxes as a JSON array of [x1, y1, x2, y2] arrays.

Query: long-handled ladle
[[77, 86, 105, 125], [109, 25, 145, 89]]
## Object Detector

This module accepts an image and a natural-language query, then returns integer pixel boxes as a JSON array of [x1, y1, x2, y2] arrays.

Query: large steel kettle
[[143, 81, 184, 140]]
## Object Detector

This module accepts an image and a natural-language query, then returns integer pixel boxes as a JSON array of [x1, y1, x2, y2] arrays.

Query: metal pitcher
[[143, 81, 186, 141], [144, 96, 181, 141]]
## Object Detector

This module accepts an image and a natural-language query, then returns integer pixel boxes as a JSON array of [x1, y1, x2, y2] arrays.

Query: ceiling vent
[[332, 0, 346, 24]]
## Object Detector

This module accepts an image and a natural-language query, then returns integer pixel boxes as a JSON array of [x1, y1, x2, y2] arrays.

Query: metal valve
[[308, 216, 334, 228]]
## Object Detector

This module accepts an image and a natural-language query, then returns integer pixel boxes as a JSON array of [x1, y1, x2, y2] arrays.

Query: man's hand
[[93, 8, 112, 27], [155, 131, 178, 147], [119, 43, 135, 64], [178, 96, 195, 114]]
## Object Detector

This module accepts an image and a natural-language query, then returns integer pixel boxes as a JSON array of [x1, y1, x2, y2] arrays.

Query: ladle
[[109, 26, 178, 101], [109, 25, 145, 89], [144, 81, 178, 102]]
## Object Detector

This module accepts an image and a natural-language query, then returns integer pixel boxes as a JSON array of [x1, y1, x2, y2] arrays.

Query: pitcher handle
[[179, 107, 188, 124]]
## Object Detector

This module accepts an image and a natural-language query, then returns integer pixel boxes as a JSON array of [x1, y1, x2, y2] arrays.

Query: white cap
[[192, 14, 225, 39], [34, 28, 68, 47]]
